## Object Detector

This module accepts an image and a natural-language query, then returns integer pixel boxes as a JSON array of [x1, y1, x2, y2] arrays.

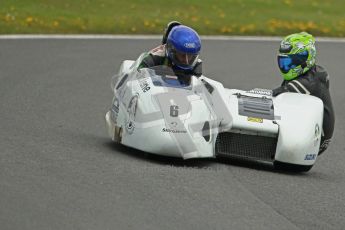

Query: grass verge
[[1, 0, 345, 36]]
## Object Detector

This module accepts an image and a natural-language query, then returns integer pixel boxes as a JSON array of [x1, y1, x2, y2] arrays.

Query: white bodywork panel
[[105, 57, 323, 168]]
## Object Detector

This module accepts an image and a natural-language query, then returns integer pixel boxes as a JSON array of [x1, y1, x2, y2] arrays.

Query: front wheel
[[274, 161, 313, 172]]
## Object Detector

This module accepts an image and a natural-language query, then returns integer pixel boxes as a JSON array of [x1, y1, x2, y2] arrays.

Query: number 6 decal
[[170, 105, 179, 117]]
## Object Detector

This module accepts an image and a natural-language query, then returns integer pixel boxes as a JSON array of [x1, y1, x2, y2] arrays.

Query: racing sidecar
[[105, 54, 323, 172]]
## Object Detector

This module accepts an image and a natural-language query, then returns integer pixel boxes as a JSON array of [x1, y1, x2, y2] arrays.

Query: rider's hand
[[272, 87, 286, 96]]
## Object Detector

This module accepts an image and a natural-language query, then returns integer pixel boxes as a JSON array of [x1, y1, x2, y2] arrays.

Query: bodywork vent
[[238, 95, 274, 120], [216, 132, 277, 162]]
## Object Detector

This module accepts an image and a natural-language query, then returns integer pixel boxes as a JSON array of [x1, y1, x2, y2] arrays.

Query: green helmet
[[277, 32, 316, 80]]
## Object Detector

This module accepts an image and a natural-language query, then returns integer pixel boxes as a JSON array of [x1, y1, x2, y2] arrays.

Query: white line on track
[[0, 34, 345, 43]]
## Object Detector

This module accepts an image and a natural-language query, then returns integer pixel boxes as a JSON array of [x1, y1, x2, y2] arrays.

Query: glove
[[272, 86, 286, 97]]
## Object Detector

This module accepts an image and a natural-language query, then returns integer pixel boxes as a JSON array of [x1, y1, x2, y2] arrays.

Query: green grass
[[1, 0, 345, 36]]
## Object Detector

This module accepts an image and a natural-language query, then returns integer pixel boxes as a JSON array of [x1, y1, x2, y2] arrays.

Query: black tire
[[274, 161, 313, 172]]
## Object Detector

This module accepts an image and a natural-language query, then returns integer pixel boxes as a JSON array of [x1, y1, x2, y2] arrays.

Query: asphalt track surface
[[1, 38, 344, 230]]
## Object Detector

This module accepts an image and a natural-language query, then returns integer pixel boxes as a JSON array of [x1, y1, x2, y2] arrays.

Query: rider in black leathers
[[273, 32, 335, 155]]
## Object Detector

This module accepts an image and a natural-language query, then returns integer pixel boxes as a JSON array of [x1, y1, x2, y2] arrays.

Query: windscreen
[[144, 65, 192, 89]]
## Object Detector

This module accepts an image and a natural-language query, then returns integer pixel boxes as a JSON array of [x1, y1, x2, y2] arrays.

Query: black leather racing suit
[[273, 65, 335, 155]]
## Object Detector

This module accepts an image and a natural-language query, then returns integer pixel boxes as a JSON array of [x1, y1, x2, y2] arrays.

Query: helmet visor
[[170, 48, 199, 70], [278, 51, 308, 73]]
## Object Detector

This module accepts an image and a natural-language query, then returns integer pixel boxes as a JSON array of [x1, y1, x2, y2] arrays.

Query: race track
[[0, 38, 344, 230]]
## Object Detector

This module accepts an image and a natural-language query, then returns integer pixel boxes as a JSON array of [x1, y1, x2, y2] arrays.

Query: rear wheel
[[274, 161, 313, 172]]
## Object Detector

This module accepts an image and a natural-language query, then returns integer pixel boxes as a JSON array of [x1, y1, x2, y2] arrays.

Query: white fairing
[[224, 89, 323, 166], [274, 93, 323, 165], [106, 55, 232, 159], [106, 55, 323, 168]]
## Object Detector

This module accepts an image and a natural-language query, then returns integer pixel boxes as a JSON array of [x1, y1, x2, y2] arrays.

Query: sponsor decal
[[247, 117, 263, 123], [184, 43, 196, 48], [304, 154, 317, 161], [248, 88, 272, 96], [126, 95, 139, 134], [162, 128, 187, 134], [111, 97, 120, 123], [139, 78, 150, 93]]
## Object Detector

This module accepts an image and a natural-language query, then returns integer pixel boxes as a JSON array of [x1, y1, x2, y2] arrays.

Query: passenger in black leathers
[[273, 32, 335, 155]]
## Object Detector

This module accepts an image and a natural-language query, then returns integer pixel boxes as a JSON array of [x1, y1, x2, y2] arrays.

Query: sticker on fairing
[[247, 88, 272, 96], [304, 154, 317, 160], [125, 94, 139, 134], [136, 76, 150, 93], [111, 97, 120, 123], [247, 117, 263, 123]]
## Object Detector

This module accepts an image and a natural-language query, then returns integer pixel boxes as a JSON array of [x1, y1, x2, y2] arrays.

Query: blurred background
[[1, 0, 344, 36]]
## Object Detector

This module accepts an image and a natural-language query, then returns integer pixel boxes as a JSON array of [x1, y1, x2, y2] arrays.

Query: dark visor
[[278, 51, 308, 73]]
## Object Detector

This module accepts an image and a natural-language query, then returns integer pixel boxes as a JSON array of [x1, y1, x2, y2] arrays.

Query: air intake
[[216, 132, 277, 162]]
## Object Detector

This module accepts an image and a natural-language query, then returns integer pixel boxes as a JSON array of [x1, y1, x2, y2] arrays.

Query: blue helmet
[[166, 25, 201, 70]]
